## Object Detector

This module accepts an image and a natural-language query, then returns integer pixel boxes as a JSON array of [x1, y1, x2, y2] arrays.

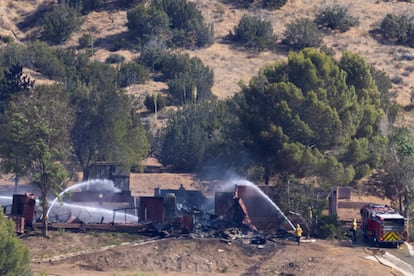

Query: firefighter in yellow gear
[[351, 218, 357, 242], [295, 224, 303, 246]]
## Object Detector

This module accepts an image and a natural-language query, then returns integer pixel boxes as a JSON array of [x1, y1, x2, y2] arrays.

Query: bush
[[317, 215, 343, 239], [144, 94, 168, 112], [117, 0, 143, 8], [137, 47, 169, 72], [78, 33, 92, 48], [0, 35, 14, 44], [153, 0, 214, 49], [117, 61, 149, 87], [26, 41, 66, 80], [380, 13, 412, 45], [163, 54, 214, 105], [231, 15, 276, 50], [105, 54, 126, 64], [261, 0, 287, 10], [282, 18, 324, 50], [42, 4, 82, 44], [315, 5, 359, 32], [60, 0, 104, 14], [0, 209, 31, 275], [127, 3, 170, 46]]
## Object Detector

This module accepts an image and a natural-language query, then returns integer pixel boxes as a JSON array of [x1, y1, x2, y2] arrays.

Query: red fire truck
[[360, 204, 406, 247]]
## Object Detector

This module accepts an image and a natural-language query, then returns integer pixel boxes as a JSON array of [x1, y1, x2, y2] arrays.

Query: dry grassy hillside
[[1, 0, 414, 109]]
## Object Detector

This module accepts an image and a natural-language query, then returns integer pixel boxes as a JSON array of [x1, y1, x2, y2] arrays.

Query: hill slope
[[1, 0, 414, 106]]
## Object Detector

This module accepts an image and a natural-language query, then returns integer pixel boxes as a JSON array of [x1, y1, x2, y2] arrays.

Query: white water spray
[[48, 202, 139, 224], [46, 179, 120, 218], [223, 178, 296, 230]]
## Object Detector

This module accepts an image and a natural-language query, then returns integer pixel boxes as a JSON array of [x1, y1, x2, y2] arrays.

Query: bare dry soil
[[25, 231, 405, 276]]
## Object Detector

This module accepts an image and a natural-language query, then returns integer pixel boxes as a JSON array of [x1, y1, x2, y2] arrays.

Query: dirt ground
[[25, 231, 407, 276]]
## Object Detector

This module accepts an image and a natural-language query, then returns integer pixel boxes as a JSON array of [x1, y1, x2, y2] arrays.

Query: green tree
[[282, 18, 323, 50], [261, 0, 287, 10], [127, 3, 170, 46], [233, 48, 387, 184], [153, 0, 214, 49], [159, 100, 232, 171], [69, 61, 150, 180], [0, 63, 34, 113], [0, 84, 74, 237], [143, 52, 214, 105], [144, 94, 168, 113], [117, 61, 149, 87], [380, 13, 411, 44], [42, 4, 82, 44], [383, 127, 414, 215], [315, 5, 359, 32], [0, 209, 31, 275], [231, 15, 276, 50]]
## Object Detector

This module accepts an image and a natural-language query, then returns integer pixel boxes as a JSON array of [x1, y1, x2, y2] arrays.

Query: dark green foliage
[[315, 5, 359, 32], [0, 209, 31, 275], [0, 35, 14, 44], [0, 64, 34, 113], [261, 0, 287, 10], [117, 0, 143, 8], [68, 61, 150, 180], [282, 18, 324, 50], [78, 33, 92, 48], [233, 48, 387, 184], [117, 61, 150, 87], [380, 13, 414, 46], [60, 0, 104, 14], [144, 94, 168, 113], [0, 84, 74, 236], [137, 47, 170, 72], [42, 4, 82, 44], [152, 0, 214, 49], [127, 4, 170, 46], [231, 15, 276, 50], [370, 66, 392, 113], [165, 54, 214, 105], [316, 215, 342, 239], [159, 100, 231, 171], [127, 0, 214, 49], [380, 14, 410, 43], [138, 50, 214, 105], [105, 54, 126, 64]]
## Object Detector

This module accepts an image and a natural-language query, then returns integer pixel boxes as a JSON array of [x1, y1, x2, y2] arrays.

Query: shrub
[[380, 13, 411, 43], [0, 35, 14, 44], [26, 41, 66, 80], [0, 209, 31, 275], [42, 4, 82, 44], [231, 15, 276, 50], [144, 94, 168, 112], [60, 0, 104, 14], [117, 0, 143, 8], [117, 61, 149, 87], [105, 54, 126, 64], [167, 64, 214, 105], [127, 3, 170, 46], [282, 18, 324, 49], [137, 47, 169, 72], [78, 33, 92, 48], [153, 0, 214, 49], [261, 0, 287, 10], [316, 215, 343, 239], [315, 5, 359, 32]]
